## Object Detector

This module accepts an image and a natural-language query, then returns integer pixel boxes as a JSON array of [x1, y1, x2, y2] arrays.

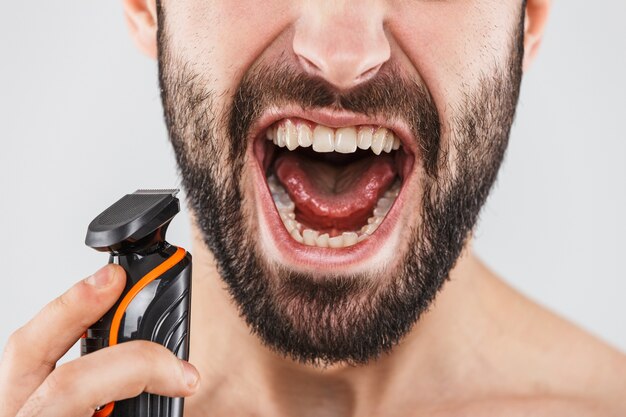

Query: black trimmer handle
[[82, 190, 192, 417]]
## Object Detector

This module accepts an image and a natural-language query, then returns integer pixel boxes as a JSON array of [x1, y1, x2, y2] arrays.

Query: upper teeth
[[267, 120, 401, 155]]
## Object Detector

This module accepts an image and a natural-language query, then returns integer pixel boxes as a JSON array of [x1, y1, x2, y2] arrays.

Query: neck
[[185, 225, 501, 417]]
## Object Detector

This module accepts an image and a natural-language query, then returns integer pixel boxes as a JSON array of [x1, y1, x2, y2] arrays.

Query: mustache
[[227, 59, 442, 176]]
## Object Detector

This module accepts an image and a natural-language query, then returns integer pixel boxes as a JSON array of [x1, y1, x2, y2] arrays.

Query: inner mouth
[[258, 117, 410, 249]]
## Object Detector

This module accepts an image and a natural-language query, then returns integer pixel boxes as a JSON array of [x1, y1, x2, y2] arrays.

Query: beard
[[156, 6, 524, 366]]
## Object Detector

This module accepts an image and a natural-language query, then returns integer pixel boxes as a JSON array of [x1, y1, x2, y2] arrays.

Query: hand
[[0, 265, 200, 417]]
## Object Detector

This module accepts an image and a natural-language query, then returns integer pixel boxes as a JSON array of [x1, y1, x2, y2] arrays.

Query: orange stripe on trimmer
[[93, 246, 187, 417]]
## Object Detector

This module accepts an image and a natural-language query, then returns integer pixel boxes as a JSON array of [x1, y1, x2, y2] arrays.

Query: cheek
[[389, 0, 519, 114], [163, 0, 295, 101]]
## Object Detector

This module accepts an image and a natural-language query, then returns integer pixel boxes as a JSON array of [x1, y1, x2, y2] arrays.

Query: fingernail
[[181, 360, 199, 389], [85, 265, 115, 288]]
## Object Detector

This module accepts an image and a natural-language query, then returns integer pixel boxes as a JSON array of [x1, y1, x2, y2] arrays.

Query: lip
[[247, 105, 419, 273]]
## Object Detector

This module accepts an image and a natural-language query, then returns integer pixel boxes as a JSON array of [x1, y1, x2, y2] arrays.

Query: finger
[[0, 264, 126, 417], [16, 340, 200, 417]]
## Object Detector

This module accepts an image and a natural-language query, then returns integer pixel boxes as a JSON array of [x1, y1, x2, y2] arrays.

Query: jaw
[[243, 106, 425, 277]]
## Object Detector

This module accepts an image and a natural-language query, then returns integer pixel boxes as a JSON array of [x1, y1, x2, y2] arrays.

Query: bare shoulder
[[481, 263, 626, 413], [425, 395, 624, 417]]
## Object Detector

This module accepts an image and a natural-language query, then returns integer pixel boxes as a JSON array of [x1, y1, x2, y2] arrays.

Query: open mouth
[[252, 111, 415, 257]]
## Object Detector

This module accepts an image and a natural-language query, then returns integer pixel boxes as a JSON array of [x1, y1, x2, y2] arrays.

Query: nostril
[[295, 51, 386, 90], [355, 63, 384, 84], [297, 54, 323, 75]]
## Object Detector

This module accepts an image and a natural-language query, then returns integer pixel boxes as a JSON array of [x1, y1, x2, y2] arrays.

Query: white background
[[0, 1, 624, 361]]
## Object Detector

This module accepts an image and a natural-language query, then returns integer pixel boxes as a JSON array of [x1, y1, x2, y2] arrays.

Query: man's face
[[158, 1, 524, 365]]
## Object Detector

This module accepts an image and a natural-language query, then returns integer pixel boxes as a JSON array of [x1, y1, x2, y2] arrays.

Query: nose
[[293, 3, 391, 91]]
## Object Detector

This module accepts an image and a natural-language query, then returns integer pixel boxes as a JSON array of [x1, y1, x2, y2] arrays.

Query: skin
[[1, 1, 625, 416]]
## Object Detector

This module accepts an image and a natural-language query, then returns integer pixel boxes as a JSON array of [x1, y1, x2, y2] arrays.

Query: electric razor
[[82, 189, 192, 417]]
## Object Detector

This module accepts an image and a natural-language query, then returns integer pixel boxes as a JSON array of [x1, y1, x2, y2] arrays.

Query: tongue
[[274, 151, 397, 232]]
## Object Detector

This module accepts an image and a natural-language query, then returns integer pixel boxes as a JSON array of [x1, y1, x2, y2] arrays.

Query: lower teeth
[[268, 175, 400, 248]]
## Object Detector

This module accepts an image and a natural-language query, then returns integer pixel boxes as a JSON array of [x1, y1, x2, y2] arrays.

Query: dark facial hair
[[157, 5, 524, 366]]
